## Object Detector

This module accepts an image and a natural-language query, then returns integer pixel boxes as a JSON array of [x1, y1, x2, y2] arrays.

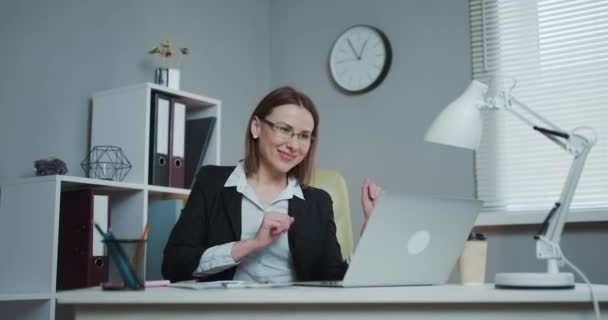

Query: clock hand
[[358, 38, 369, 59], [347, 38, 360, 60]]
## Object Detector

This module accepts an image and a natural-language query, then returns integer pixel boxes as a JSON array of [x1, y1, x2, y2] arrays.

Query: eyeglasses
[[261, 118, 314, 145]]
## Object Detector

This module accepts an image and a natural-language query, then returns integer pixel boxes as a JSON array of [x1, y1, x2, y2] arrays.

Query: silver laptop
[[295, 192, 482, 287]]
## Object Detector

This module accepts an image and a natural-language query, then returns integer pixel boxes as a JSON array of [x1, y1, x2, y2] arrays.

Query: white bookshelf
[[91, 82, 222, 185], [147, 185, 191, 196], [0, 293, 53, 301], [0, 84, 221, 320]]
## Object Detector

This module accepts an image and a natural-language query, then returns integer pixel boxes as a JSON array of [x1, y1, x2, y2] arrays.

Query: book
[[168, 100, 186, 188], [149, 92, 171, 186], [170, 280, 292, 290], [57, 189, 111, 290], [185, 117, 216, 188]]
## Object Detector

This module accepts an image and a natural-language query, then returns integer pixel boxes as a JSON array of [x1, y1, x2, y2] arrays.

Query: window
[[470, 0, 608, 224]]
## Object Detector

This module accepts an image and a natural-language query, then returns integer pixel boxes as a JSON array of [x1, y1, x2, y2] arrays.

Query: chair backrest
[[312, 168, 353, 260]]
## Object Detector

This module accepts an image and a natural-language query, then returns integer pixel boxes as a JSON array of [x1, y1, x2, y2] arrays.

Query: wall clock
[[329, 25, 392, 94]]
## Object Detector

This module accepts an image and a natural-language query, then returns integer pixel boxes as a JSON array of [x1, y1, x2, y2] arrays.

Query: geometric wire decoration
[[81, 145, 132, 181]]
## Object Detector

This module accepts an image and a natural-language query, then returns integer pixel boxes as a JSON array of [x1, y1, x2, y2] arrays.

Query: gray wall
[[0, 0, 270, 180], [269, 0, 475, 240]]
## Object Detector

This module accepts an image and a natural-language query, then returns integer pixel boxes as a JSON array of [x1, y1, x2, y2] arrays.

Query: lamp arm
[[534, 145, 592, 269], [544, 145, 592, 243], [500, 91, 596, 261], [506, 97, 570, 152], [509, 96, 564, 132], [546, 144, 593, 243]]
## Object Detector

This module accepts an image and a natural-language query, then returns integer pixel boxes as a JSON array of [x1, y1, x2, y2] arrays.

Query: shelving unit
[[0, 83, 222, 320], [91, 82, 222, 186]]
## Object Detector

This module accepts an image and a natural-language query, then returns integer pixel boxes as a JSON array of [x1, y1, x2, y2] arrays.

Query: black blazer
[[162, 165, 348, 282]]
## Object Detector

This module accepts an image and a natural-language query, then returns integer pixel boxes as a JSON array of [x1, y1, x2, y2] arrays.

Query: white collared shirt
[[193, 163, 304, 283]]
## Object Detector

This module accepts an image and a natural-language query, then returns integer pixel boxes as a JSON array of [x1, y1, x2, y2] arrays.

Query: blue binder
[[146, 199, 182, 280]]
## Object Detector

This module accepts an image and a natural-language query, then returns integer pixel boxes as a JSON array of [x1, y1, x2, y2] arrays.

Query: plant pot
[[155, 68, 180, 90]]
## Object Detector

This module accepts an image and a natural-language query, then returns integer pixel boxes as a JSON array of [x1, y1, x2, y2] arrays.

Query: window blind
[[470, 0, 608, 215]]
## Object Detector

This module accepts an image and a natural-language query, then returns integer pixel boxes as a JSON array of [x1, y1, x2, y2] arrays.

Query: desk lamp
[[424, 78, 596, 289]]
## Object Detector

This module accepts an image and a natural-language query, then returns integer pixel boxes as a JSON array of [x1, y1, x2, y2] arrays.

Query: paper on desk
[[170, 280, 291, 289]]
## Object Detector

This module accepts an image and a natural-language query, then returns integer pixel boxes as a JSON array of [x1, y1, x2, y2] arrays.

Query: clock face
[[329, 25, 392, 94]]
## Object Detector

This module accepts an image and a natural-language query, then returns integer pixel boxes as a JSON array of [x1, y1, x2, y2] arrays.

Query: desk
[[57, 284, 608, 320]]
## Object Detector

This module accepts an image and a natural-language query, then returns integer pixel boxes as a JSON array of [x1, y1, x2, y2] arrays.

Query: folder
[[146, 199, 182, 280], [184, 117, 216, 189], [168, 100, 186, 188], [57, 189, 111, 290], [149, 92, 170, 186]]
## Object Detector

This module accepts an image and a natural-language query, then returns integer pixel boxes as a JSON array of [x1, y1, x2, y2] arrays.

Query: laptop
[[295, 192, 482, 287]]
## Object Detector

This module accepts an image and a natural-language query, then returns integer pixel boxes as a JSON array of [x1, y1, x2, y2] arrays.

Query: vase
[[154, 68, 168, 87], [167, 68, 180, 90], [155, 68, 180, 90]]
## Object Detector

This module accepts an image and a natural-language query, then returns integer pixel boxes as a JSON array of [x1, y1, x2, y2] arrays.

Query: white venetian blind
[[470, 0, 608, 214]]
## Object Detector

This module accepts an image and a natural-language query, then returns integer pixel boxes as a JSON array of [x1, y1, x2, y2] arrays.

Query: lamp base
[[494, 272, 575, 289]]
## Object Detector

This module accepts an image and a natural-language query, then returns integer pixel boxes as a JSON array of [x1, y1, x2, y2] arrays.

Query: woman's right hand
[[254, 212, 294, 248], [231, 212, 294, 262]]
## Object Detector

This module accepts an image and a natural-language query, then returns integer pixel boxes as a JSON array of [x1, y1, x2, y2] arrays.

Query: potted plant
[[148, 39, 189, 89]]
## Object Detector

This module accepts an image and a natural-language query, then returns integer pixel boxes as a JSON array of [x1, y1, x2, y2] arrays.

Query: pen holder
[[102, 239, 146, 290]]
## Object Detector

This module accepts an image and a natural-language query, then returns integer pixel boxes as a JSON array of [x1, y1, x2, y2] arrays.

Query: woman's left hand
[[361, 178, 383, 223]]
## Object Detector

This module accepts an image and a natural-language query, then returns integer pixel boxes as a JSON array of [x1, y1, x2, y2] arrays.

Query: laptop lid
[[342, 192, 482, 287]]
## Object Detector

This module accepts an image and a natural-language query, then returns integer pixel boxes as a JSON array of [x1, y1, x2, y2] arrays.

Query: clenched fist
[[254, 212, 295, 248], [231, 212, 294, 262]]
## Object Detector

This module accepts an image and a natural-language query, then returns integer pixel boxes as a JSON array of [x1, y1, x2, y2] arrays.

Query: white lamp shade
[[424, 80, 488, 150]]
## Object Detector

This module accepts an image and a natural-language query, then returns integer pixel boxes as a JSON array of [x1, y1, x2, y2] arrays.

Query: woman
[[162, 86, 382, 283]]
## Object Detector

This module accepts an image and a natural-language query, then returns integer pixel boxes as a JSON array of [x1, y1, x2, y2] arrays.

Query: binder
[[146, 199, 183, 280], [57, 189, 111, 290], [168, 100, 186, 188], [149, 92, 170, 186], [184, 117, 216, 188]]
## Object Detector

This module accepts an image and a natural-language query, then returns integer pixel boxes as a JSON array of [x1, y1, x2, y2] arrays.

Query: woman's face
[[251, 104, 315, 176]]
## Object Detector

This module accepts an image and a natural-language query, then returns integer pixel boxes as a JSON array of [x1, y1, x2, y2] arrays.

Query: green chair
[[312, 168, 353, 260]]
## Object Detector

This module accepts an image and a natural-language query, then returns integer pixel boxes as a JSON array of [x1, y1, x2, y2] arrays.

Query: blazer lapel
[[287, 196, 306, 252], [222, 187, 242, 240]]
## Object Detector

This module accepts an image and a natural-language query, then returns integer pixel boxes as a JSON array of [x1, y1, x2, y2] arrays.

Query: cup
[[459, 232, 488, 285], [103, 239, 146, 290]]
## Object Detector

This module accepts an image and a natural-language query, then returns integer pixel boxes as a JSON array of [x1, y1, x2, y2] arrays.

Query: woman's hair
[[243, 86, 319, 186]]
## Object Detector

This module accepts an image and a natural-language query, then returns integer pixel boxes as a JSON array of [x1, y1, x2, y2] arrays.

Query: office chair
[[312, 168, 353, 260]]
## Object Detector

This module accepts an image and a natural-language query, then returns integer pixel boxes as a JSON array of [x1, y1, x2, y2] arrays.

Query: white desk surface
[[57, 283, 608, 305]]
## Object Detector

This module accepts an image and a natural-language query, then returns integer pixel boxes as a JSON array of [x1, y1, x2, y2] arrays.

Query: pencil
[[131, 223, 150, 268], [141, 223, 150, 240]]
